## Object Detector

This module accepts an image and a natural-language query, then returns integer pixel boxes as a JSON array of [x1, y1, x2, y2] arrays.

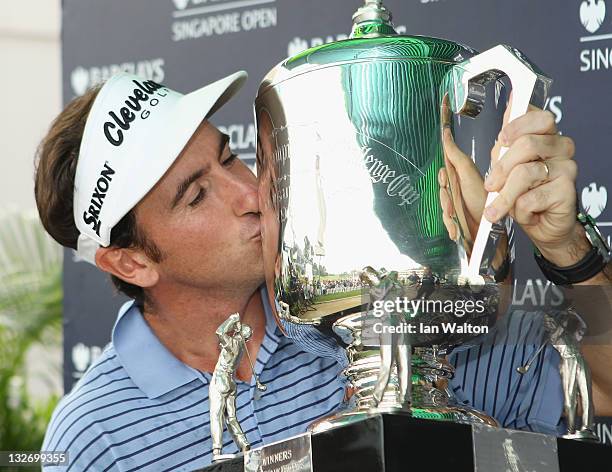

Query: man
[[35, 71, 605, 471], [38, 72, 345, 471]]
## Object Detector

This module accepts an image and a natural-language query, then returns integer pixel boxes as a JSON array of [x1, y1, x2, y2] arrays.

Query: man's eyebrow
[[170, 133, 231, 209], [218, 133, 231, 158], [171, 168, 205, 209]]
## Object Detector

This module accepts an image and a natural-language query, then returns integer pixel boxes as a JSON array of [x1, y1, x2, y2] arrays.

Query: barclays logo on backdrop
[[512, 279, 564, 308], [70, 58, 166, 96], [582, 182, 608, 218], [581, 181, 611, 251], [71, 342, 102, 380], [581, 0, 606, 33], [173, 0, 190, 9], [578, 0, 612, 72]]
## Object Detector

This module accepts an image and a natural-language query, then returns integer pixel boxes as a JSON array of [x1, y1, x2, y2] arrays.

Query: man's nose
[[222, 170, 259, 216]]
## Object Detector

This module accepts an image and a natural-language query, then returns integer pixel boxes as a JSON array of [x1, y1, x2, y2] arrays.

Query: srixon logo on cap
[[82, 162, 116, 236], [103, 80, 168, 146]]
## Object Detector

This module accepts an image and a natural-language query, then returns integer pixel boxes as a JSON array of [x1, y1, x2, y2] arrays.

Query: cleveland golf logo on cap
[[82, 162, 116, 236], [103, 79, 169, 146]]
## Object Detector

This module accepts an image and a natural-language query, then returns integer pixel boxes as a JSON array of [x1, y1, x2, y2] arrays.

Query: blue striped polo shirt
[[42, 291, 563, 471]]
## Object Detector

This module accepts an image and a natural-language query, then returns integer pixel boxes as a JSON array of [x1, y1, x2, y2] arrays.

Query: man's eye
[[223, 154, 238, 166], [189, 187, 206, 207]]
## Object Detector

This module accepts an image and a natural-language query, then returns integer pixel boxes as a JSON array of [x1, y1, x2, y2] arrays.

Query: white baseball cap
[[73, 71, 247, 265]]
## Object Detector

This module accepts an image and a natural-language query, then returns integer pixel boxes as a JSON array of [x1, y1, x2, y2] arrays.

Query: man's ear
[[95, 246, 159, 288]]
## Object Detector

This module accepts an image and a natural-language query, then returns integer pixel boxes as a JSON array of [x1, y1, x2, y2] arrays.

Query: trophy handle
[[448, 44, 553, 279]]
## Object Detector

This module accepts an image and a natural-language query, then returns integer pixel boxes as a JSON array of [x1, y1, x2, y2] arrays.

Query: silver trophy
[[255, 0, 589, 434]]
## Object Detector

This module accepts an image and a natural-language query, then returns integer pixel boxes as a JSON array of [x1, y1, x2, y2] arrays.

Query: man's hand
[[439, 127, 486, 243], [439, 97, 588, 268], [484, 102, 586, 267]]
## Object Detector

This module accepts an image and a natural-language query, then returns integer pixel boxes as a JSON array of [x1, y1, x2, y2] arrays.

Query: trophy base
[[307, 408, 407, 433], [562, 428, 600, 442], [199, 414, 612, 472], [327, 339, 499, 435], [410, 405, 499, 426], [308, 405, 498, 434]]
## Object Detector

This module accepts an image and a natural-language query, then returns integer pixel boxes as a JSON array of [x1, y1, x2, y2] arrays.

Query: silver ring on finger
[[539, 159, 550, 183]]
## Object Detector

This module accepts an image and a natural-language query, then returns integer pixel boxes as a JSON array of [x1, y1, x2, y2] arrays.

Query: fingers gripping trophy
[[210, 313, 266, 461]]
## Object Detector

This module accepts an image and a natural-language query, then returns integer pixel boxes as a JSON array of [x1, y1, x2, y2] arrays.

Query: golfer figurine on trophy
[[543, 310, 598, 440], [360, 267, 412, 411], [517, 309, 598, 441], [210, 313, 267, 461]]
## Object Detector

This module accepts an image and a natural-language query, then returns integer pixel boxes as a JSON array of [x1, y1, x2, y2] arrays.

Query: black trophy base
[[198, 414, 612, 471]]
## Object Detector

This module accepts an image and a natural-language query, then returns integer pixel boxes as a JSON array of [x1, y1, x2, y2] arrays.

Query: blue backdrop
[[61, 1, 611, 404]]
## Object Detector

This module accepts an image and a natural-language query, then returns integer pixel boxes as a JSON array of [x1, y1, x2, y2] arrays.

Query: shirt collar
[[256, 285, 282, 375], [112, 300, 200, 399], [261, 284, 281, 342], [112, 285, 281, 399]]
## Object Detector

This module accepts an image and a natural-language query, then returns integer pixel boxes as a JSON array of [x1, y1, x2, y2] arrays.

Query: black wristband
[[534, 246, 605, 285]]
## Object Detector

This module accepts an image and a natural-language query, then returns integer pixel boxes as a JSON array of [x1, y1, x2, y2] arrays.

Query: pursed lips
[[245, 218, 262, 240]]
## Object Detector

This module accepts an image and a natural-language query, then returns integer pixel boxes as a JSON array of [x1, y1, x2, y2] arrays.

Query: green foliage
[[0, 210, 62, 453]]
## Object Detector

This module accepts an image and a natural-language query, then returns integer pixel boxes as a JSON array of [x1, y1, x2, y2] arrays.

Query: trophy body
[[256, 1, 551, 433]]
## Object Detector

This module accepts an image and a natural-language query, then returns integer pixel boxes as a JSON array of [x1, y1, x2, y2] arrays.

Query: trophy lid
[[257, 1, 477, 95], [350, 0, 397, 38]]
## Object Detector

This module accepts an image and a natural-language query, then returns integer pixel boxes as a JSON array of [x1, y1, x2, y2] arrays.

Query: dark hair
[[34, 85, 162, 307]]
